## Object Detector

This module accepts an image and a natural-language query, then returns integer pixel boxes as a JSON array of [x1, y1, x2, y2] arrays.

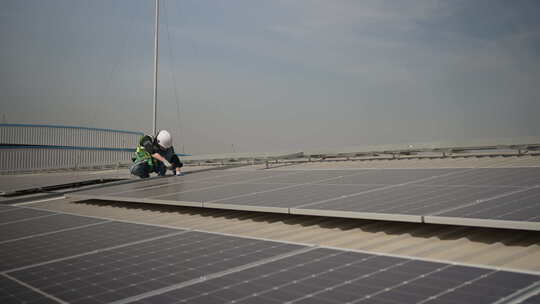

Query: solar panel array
[[0, 205, 538, 304], [69, 167, 540, 230], [133, 249, 540, 304]]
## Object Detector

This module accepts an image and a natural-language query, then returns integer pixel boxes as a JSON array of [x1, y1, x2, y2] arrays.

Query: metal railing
[[0, 124, 143, 173]]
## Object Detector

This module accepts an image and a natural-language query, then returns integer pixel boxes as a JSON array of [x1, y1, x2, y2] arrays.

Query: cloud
[[2, 0, 539, 153]]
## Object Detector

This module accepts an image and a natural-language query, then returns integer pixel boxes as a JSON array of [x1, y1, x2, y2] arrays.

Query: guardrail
[[0, 124, 143, 173]]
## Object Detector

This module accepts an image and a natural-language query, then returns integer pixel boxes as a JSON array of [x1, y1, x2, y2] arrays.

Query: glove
[[162, 160, 174, 170]]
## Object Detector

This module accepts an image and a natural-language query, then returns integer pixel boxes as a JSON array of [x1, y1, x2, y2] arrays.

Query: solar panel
[[207, 184, 379, 208], [254, 170, 362, 184], [415, 167, 540, 187], [1, 205, 538, 304], [522, 293, 540, 304], [316, 168, 463, 185], [0, 220, 180, 272], [0, 205, 18, 212], [155, 183, 289, 204], [431, 187, 540, 220], [82, 181, 221, 197], [0, 275, 57, 304], [0, 213, 105, 243], [0, 205, 19, 212], [129, 248, 540, 304], [67, 167, 540, 230], [425, 187, 540, 230], [70, 170, 256, 198], [187, 170, 293, 184], [7, 231, 305, 303], [0, 208, 55, 224], [295, 184, 514, 215]]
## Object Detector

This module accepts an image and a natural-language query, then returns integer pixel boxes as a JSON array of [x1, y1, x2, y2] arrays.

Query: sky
[[1, 0, 539, 154]]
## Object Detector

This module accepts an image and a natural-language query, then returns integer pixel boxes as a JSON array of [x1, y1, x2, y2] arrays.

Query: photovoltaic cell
[[0, 275, 56, 304], [74, 179, 177, 196], [0, 208, 55, 224], [133, 248, 540, 304], [300, 185, 515, 215], [414, 167, 540, 187], [318, 168, 463, 185], [209, 184, 379, 208], [8, 231, 304, 304], [0, 213, 105, 242], [522, 293, 540, 304], [175, 170, 281, 184], [433, 187, 540, 222], [98, 182, 225, 199], [154, 183, 287, 203], [184, 171, 292, 184], [0, 205, 18, 212], [196, 171, 296, 183], [257, 170, 353, 184], [0, 221, 178, 272]]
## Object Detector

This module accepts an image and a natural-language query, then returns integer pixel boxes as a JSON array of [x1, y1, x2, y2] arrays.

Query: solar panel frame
[[290, 208, 423, 223], [424, 216, 540, 231]]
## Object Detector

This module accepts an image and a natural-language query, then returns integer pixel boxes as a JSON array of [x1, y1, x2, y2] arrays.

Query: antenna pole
[[152, 0, 159, 136]]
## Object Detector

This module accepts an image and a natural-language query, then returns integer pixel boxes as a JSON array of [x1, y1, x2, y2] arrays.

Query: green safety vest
[[134, 145, 154, 169]]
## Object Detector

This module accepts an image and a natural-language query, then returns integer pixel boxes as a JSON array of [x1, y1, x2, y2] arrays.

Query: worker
[[130, 130, 183, 178]]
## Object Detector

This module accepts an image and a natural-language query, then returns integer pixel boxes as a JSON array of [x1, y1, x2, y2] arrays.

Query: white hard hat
[[156, 130, 172, 149]]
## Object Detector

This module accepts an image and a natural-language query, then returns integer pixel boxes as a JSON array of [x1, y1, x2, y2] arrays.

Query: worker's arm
[[152, 153, 173, 169]]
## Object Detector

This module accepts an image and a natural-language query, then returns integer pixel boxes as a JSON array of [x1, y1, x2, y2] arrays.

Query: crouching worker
[[130, 130, 183, 178]]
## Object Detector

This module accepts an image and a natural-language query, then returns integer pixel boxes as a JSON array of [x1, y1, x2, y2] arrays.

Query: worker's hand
[[162, 160, 174, 170]]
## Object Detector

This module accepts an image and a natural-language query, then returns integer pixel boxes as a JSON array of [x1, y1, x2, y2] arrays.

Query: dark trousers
[[130, 151, 183, 178]]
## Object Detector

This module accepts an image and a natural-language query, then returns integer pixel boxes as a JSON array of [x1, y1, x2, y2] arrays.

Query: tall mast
[[152, 0, 159, 136]]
